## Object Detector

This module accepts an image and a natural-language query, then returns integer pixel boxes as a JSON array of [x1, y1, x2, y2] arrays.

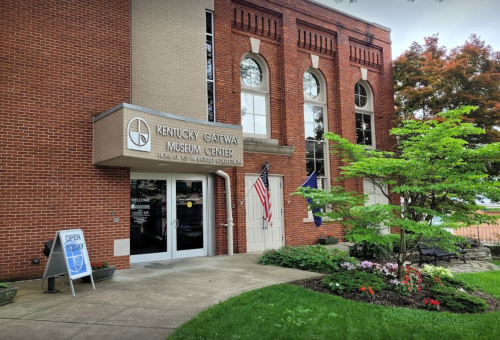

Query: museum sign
[[93, 103, 243, 173]]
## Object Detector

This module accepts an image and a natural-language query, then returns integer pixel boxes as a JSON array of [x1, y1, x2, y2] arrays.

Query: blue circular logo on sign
[[65, 241, 85, 273]]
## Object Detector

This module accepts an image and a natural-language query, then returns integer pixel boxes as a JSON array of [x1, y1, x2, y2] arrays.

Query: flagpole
[[239, 163, 270, 206]]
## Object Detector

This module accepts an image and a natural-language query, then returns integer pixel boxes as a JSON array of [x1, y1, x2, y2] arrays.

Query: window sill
[[243, 137, 294, 156]]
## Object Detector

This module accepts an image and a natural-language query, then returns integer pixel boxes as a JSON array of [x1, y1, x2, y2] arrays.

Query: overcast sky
[[314, 0, 500, 59]]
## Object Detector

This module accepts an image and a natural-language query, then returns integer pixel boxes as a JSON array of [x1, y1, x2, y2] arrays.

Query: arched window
[[240, 54, 269, 137], [355, 81, 375, 148], [304, 69, 328, 189]]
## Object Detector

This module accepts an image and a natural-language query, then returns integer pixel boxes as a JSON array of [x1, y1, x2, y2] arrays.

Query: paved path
[[1, 249, 497, 340], [426, 259, 499, 273], [0, 253, 321, 340]]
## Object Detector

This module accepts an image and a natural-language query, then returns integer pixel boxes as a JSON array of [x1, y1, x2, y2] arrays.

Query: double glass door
[[130, 174, 207, 262]]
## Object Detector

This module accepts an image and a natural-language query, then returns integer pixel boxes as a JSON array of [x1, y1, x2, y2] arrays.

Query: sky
[[314, 0, 500, 59]]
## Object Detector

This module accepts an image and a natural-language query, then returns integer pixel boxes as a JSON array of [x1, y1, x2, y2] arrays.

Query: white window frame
[[355, 81, 375, 149], [304, 69, 329, 191], [206, 10, 215, 122], [240, 53, 270, 138], [303, 69, 330, 223]]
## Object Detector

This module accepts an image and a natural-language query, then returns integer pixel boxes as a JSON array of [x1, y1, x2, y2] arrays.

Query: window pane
[[305, 141, 314, 158], [254, 95, 266, 116], [304, 104, 314, 123], [304, 122, 315, 140], [240, 58, 262, 87], [207, 81, 214, 122], [355, 83, 368, 108], [242, 112, 254, 133], [363, 114, 371, 130], [254, 115, 266, 135], [359, 95, 367, 107], [356, 113, 363, 129], [303, 72, 319, 99], [364, 130, 372, 146], [241, 93, 254, 114], [306, 159, 315, 176], [313, 106, 324, 139], [206, 36, 213, 80], [130, 179, 167, 255], [356, 129, 364, 144], [315, 160, 325, 177], [315, 141, 324, 159], [206, 12, 212, 34]]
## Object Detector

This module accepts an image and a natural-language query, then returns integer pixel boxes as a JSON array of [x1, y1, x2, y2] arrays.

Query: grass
[[168, 269, 500, 340]]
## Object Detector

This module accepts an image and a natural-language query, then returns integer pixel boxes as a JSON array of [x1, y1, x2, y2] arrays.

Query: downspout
[[215, 170, 233, 255]]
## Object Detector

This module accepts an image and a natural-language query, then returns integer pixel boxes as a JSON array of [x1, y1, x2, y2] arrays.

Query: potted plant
[[318, 233, 339, 245], [0, 282, 18, 306], [81, 261, 116, 283]]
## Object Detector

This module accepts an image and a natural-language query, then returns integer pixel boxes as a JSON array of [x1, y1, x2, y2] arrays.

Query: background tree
[[394, 34, 500, 146], [296, 107, 500, 279]]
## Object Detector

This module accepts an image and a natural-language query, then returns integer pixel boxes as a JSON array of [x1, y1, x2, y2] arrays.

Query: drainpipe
[[215, 170, 233, 255]]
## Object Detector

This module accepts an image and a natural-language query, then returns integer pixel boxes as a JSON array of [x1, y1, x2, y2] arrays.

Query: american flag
[[254, 164, 273, 226]]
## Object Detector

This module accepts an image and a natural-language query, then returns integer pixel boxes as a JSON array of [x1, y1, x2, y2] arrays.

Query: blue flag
[[302, 171, 322, 227]]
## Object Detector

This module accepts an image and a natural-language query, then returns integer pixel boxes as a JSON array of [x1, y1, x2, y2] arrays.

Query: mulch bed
[[291, 275, 500, 313]]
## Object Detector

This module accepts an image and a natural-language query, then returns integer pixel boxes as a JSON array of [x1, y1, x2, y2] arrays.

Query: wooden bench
[[418, 241, 467, 266]]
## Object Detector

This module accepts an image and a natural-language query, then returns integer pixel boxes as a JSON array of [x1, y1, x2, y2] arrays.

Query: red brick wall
[[214, 0, 394, 252], [0, 0, 131, 281]]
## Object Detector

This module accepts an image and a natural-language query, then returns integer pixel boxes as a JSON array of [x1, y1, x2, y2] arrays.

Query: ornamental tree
[[394, 34, 500, 147], [296, 107, 500, 279]]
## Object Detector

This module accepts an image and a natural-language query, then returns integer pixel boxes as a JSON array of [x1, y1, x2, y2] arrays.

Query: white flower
[[336, 283, 340, 287]]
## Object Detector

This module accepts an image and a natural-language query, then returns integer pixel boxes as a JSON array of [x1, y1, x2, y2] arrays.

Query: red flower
[[424, 298, 429, 304], [359, 287, 366, 291]]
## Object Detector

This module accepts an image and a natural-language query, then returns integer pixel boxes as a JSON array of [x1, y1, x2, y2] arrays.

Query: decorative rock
[[0, 287, 18, 306]]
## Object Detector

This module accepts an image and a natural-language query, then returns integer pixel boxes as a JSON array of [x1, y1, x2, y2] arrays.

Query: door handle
[[173, 219, 179, 228]]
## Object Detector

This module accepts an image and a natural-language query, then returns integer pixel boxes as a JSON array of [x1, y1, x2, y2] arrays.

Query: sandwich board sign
[[41, 229, 95, 296]]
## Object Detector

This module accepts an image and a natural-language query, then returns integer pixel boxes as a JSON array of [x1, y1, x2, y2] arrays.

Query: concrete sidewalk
[[0, 253, 322, 340]]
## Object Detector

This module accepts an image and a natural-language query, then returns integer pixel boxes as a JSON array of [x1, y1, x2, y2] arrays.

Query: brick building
[[1, 0, 394, 281]]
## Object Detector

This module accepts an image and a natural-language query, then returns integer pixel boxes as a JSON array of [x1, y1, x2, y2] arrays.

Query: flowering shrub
[[428, 276, 445, 287], [322, 270, 385, 294], [91, 261, 109, 270], [328, 282, 344, 294], [424, 298, 440, 311], [375, 263, 398, 278], [340, 262, 356, 270], [359, 286, 375, 298], [396, 266, 422, 296], [387, 279, 401, 286], [357, 261, 375, 271]]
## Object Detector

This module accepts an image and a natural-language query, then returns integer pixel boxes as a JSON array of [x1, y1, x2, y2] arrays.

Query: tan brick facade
[[131, 0, 214, 119]]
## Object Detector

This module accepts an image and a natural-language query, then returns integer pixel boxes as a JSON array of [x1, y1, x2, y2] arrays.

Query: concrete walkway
[[0, 253, 322, 340]]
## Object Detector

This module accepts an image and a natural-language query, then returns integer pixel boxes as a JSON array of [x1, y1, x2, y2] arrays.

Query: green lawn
[[168, 269, 500, 340]]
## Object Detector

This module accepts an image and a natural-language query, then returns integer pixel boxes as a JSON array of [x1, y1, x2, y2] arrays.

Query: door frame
[[130, 173, 209, 263], [245, 174, 284, 252]]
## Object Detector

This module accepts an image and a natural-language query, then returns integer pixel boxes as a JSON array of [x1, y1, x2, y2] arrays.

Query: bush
[[258, 245, 358, 274], [420, 265, 454, 279], [430, 285, 488, 313], [488, 246, 500, 256], [440, 276, 476, 292], [322, 270, 386, 294], [348, 241, 391, 260]]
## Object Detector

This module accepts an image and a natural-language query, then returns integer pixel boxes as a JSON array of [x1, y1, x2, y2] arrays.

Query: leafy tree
[[394, 34, 500, 146], [296, 107, 500, 279]]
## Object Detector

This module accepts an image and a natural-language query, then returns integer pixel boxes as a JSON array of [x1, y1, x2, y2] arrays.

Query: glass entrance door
[[130, 174, 207, 263]]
